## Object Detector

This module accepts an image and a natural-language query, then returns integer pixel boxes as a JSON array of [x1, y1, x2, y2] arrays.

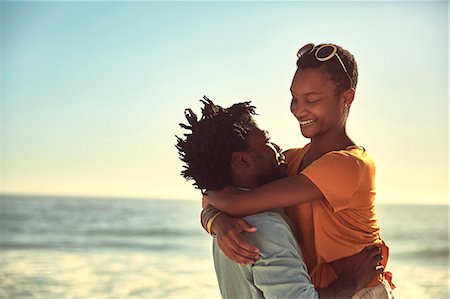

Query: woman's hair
[[297, 43, 358, 97], [176, 96, 257, 192]]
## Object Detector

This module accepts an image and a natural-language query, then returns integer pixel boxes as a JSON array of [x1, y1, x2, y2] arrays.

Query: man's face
[[245, 128, 287, 186]]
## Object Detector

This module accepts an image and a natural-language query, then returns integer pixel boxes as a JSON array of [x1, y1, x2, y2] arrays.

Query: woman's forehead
[[291, 68, 336, 94]]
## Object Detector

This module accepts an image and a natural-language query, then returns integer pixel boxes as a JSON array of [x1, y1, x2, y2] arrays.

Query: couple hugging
[[176, 43, 395, 298]]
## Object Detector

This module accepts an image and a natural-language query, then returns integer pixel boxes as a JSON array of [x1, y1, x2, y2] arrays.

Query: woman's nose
[[290, 99, 306, 118]]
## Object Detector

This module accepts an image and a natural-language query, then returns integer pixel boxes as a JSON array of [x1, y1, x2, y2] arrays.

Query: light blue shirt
[[212, 210, 319, 299]]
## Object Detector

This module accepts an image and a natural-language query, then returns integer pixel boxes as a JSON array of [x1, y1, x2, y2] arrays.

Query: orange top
[[285, 144, 394, 289]]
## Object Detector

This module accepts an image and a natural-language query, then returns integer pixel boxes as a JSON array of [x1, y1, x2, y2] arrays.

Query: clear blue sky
[[1, 1, 448, 204]]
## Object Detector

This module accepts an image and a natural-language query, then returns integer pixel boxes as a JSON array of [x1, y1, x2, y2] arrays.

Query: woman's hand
[[212, 212, 261, 265]]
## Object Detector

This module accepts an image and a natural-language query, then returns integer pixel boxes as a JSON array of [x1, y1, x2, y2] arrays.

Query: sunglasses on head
[[297, 43, 353, 88]]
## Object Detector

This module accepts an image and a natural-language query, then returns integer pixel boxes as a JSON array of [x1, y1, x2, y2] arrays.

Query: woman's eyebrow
[[304, 92, 322, 96], [291, 90, 323, 96]]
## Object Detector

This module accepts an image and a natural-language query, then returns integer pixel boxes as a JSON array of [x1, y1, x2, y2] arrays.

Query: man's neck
[[231, 176, 259, 190], [236, 186, 251, 191]]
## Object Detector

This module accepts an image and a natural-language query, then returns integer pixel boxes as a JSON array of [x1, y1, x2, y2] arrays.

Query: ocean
[[0, 195, 448, 299]]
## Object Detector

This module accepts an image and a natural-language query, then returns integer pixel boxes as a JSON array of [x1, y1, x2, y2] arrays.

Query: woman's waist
[[310, 241, 391, 288]]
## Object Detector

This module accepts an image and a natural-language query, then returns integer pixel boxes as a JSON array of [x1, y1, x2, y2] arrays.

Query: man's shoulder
[[243, 210, 288, 228], [242, 211, 297, 248]]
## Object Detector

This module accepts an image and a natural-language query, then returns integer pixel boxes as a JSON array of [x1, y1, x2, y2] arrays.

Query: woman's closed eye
[[306, 98, 321, 104]]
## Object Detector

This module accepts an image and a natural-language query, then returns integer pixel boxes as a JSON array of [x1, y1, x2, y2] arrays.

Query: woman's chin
[[300, 126, 317, 139]]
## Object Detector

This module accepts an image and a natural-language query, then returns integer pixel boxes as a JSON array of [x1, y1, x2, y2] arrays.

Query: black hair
[[296, 43, 358, 97], [175, 96, 257, 193]]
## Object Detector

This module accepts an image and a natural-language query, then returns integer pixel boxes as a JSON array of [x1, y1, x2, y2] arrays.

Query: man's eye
[[307, 99, 320, 104]]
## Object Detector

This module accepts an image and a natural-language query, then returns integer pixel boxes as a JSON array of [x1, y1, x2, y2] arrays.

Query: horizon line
[[1, 192, 448, 206]]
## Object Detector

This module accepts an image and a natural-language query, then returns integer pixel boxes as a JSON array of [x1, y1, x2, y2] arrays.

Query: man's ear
[[231, 152, 252, 169]]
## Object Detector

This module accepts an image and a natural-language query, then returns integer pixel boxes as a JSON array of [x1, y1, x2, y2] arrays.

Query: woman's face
[[290, 68, 349, 139]]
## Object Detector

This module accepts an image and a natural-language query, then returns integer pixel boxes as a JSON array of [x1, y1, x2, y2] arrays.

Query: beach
[[0, 195, 448, 298]]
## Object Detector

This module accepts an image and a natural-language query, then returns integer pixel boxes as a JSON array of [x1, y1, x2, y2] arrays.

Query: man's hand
[[332, 245, 384, 290], [212, 213, 261, 265], [318, 246, 383, 298]]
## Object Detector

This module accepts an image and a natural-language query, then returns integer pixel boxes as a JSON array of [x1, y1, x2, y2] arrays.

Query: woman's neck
[[305, 130, 355, 164]]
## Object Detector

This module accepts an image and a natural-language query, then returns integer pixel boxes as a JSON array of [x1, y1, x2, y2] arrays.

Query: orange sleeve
[[301, 151, 362, 212]]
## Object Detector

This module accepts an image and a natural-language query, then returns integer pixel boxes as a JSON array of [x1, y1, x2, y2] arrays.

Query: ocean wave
[[395, 247, 449, 259], [84, 228, 199, 237], [384, 231, 449, 242], [0, 241, 189, 251], [0, 226, 201, 238]]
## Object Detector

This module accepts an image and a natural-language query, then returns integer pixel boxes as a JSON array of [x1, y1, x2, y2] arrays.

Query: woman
[[203, 43, 395, 298]]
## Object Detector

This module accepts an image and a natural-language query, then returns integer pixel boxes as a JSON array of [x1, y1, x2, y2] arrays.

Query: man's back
[[212, 210, 318, 299]]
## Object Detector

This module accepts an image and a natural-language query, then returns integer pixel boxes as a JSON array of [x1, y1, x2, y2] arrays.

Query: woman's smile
[[299, 119, 317, 127]]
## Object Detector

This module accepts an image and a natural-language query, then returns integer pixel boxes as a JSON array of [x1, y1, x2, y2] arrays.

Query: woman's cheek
[[290, 100, 296, 115]]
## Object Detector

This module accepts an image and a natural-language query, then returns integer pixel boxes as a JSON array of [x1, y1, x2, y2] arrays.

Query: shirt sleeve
[[301, 151, 362, 212], [245, 212, 319, 299]]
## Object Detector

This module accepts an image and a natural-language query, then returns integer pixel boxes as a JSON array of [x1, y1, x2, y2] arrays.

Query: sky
[[1, 1, 448, 205]]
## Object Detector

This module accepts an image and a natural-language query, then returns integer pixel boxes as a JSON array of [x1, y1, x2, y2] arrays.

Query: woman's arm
[[204, 174, 324, 217]]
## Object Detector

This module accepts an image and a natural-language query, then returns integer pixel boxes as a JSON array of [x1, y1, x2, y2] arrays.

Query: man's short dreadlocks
[[176, 96, 257, 193]]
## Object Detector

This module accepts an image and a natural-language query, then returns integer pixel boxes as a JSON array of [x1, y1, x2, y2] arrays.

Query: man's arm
[[245, 212, 319, 299]]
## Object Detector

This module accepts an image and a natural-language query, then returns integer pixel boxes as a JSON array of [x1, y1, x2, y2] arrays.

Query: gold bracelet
[[201, 207, 219, 229], [206, 212, 222, 235], [202, 206, 220, 229]]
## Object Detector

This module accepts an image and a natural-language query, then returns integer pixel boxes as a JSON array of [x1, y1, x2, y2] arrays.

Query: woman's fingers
[[218, 229, 260, 264], [220, 218, 260, 255], [220, 246, 248, 264], [232, 239, 260, 261], [213, 215, 261, 265], [230, 248, 259, 265], [219, 238, 258, 264], [222, 231, 260, 259], [238, 219, 257, 233]]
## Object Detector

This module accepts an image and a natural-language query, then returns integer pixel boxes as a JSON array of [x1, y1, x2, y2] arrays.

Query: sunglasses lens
[[316, 45, 335, 60], [297, 43, 315, 58]]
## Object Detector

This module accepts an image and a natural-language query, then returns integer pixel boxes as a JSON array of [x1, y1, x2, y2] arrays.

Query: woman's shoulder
[[283, 145, 310, 176], [321, 145, 374, 169], [283, 144, 310, 159]]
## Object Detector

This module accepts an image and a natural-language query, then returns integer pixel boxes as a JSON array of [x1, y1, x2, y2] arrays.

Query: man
[[176, 97, 382, 298]]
